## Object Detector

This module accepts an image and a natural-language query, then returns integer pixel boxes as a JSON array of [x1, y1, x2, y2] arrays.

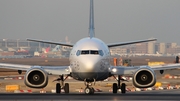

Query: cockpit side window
[[76, 50, 81, 56], [99, 50, 104, 56]]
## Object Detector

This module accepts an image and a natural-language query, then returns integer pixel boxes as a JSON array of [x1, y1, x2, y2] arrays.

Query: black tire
[[90, 87, 94, 94], [64, 83, 69, 94], [56, 83, 61, 94], [113, 83, 118, 94], [85, 87, 91, 94], [121, 83, 126, 94]]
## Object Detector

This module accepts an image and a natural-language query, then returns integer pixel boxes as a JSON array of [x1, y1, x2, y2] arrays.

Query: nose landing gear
[[84, 79, 95, 94]]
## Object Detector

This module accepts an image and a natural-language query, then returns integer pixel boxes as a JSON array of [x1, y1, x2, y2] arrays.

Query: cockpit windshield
[[90, 50, 99, 54], [76, 50, 104, 56], [81, 50, 89, 54]]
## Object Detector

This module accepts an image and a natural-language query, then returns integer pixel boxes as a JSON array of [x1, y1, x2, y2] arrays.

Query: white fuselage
[[69, 37, 111, 82]]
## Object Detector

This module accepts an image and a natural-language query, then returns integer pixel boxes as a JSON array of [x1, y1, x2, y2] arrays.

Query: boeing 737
[[1, 0, 180, 94]]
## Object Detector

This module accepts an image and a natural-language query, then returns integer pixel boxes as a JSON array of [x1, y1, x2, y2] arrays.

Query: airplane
[[1, 0, 180, 95], [43, 47, 50, 53], [52, 45, 60, 52]]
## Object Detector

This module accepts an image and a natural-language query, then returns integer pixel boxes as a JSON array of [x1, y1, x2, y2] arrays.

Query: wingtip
[[26, 38, 32, 41], [26, 38, 37, 41], [149, 38, 157, 41]]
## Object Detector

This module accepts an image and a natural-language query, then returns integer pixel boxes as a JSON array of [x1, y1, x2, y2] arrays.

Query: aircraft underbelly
[[71, 72, 109, 82]]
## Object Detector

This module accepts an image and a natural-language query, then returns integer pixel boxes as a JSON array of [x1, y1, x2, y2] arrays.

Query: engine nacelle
[[133, 66, 156, 88], [24, 67, 48, 88]]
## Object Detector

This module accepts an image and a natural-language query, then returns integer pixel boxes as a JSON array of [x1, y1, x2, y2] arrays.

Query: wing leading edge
[[107, 38, 157, 47], [110, 63, 180, 76], [0, 63, 31, 70], [0, 63, 70, 75], [27, 38, 74, 47]]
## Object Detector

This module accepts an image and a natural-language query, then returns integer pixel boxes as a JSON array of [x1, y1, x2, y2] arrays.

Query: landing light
[[112, 68, 117, 72], [65, 69, 69, 72]]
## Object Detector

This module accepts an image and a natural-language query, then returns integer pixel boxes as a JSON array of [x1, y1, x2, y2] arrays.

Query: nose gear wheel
[[84, 87, 94, 94]]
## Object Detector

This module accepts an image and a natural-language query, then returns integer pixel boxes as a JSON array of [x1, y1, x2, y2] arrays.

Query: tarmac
[[0, 89, 180, 100]]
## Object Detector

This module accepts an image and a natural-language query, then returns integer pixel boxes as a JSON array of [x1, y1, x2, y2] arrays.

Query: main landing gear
[[53, 75, 69, 94], [84, 79, 95, 94], [112, 75, 126, 94]]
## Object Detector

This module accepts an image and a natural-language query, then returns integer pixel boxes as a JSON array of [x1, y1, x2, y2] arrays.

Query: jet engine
[[132, 66, 156, 88], [24, 67, 48, 88]]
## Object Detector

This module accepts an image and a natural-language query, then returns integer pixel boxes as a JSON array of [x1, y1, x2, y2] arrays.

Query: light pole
[[3, 39, 7, 48], [17, 39, 19, 48]]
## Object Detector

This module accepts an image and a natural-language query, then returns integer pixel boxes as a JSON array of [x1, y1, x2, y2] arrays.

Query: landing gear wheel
[[91, 87, 94, 94], [121, 83, 126, 94], [56, 83, 61, 94], [113, 83, 118, 94], [85, 87, 91, 94], [64, 83, 69, 94], [84, 87, 94, 94]]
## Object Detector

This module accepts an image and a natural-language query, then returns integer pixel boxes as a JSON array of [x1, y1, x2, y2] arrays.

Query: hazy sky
[[0, 0, 180, 44]]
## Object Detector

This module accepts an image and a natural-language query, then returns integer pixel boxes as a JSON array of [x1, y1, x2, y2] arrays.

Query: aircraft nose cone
[[81, 56, 101, 72], [85, 61, 96, 71]]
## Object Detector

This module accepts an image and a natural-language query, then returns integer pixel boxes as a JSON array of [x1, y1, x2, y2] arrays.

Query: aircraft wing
[[149, 63, 180, 71], [107, 38, 157, 47], [0, 63, 70, 75], [0, 63, 31, 70], [110, 63, 180, 76], [39, 66, 70, 75], [27, 38, 74, 47]]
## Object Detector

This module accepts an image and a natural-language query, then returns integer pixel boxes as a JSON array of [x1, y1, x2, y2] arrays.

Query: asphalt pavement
[[0, 89, 180, 100]]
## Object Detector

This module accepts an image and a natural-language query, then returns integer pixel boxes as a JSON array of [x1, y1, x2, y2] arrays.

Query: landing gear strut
[[112, 75, 126, 94], [54, 75, 69, 94]]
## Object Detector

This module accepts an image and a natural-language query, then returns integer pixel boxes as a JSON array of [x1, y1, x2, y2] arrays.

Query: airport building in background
[[148, 42, 155, 54], [134, 43, 148, 54], [159, 43, 166, 54], [0, 39, 69, 58], [0, 39, 180, 57], [110, 42, 180, 56]]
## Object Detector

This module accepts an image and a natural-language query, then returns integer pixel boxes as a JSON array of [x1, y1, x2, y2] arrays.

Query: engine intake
[[24, 67, 48, 88], [133, 66, 156, 88]]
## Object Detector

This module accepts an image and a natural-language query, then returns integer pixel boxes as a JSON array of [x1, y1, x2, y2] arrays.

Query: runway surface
[[1, 89, 180, 101]]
